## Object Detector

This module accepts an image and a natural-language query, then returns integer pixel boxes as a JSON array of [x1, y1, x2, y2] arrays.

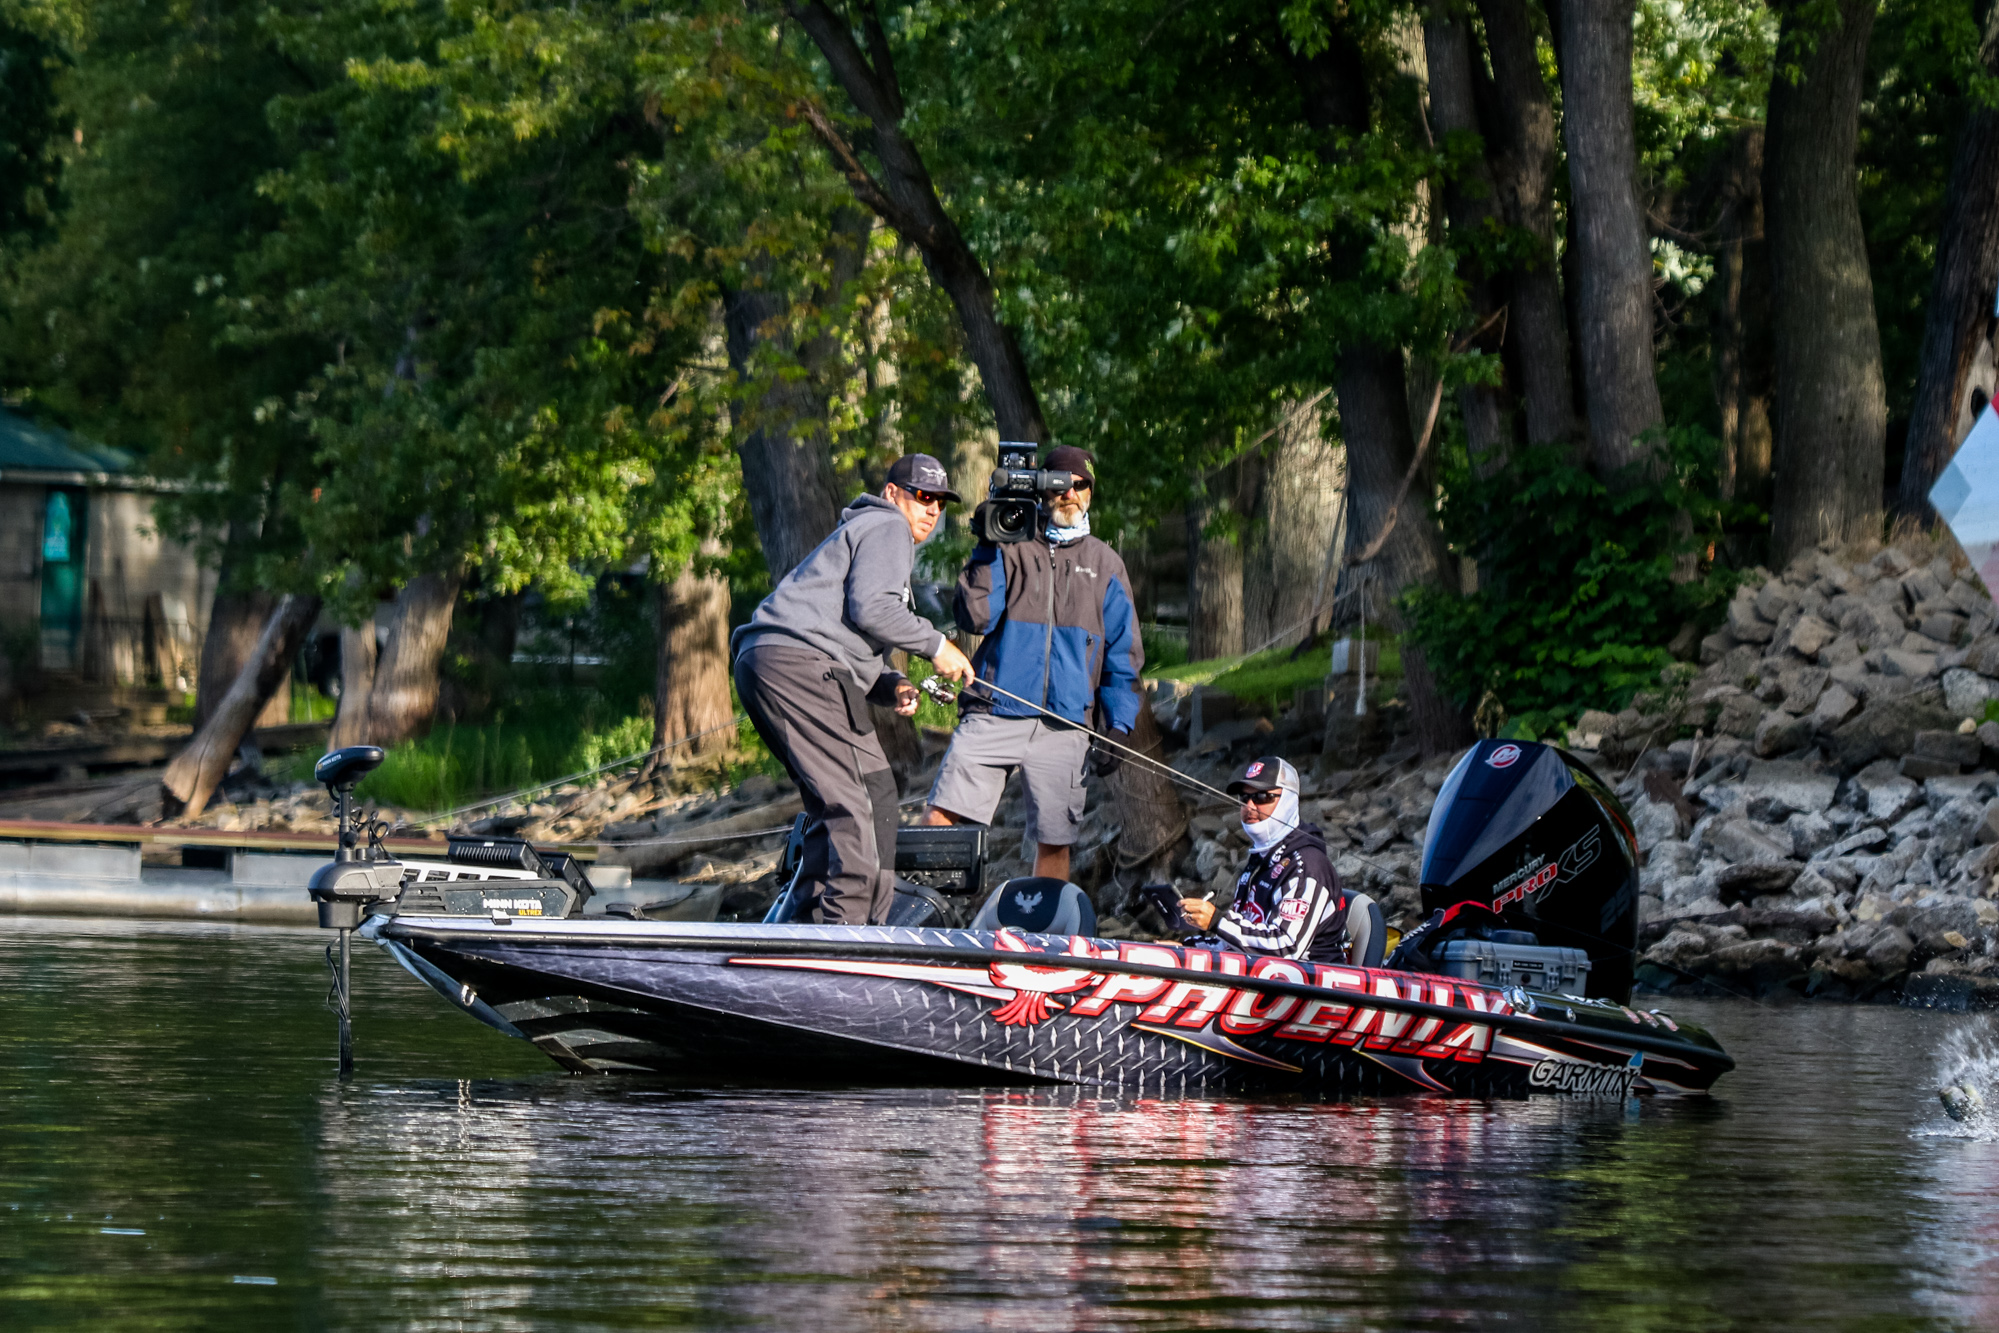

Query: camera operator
[[924, 446, 1142, 882], [731, 454, 975, 926]]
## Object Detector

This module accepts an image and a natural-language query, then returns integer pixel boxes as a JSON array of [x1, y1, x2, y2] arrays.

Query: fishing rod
[[919, 675, 1298, 825]]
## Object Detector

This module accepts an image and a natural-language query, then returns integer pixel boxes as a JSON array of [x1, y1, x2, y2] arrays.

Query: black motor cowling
[[1417, 740, 1640, 1002]]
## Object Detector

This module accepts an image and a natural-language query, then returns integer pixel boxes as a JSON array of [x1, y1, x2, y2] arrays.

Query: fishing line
[[927, 676, 1306, 833]]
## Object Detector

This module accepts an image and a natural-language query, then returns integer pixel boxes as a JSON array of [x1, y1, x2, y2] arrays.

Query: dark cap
[[885, 453, 961, 503], [1043, 445, 1095, 489], [1225, 755, 1300, 798]]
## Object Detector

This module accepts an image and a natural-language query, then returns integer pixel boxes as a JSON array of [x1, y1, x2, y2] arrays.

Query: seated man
[[1179, 756, 1349, 963]]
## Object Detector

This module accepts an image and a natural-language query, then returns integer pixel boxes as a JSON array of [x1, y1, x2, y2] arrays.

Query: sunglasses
[[1239, 790, 1281, 809], [901, 487, 946, 507]]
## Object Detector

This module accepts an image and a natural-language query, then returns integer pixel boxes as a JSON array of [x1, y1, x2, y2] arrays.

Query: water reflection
[[5, 917, 1999, 1329]]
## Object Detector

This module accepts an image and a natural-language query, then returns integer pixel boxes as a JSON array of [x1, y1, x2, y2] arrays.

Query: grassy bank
[[1146, 633, 1401, 708]]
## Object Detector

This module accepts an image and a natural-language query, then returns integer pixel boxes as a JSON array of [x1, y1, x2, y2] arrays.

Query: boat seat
[[970, 876, 1096, 937], [1345, 891, 1386, 968], [316, 745, 385, 789]]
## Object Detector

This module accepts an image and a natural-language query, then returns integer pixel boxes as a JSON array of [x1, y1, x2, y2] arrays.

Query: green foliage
[[349, 690, 653, 813], [1140, 627, 1190, 674], [1404, 433, 1739, 724], [0, 17, 66, 243]]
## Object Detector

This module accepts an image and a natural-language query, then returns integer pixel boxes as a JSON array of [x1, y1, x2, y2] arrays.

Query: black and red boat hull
[[371, 917, 1733, 1098]]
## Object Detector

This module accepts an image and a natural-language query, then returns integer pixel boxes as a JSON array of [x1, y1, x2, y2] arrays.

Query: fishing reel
[[919, 676, 960, 708]]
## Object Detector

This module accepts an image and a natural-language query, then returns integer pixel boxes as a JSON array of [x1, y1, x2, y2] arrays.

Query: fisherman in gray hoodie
[[731, 454, 975, 925]]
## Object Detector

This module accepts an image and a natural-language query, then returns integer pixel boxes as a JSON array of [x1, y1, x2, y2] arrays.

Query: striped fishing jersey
[[1211, 824, 1348, 964]]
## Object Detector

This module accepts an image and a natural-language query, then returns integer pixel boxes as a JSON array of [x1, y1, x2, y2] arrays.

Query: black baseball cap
[[885, 452, 961, 503], [1226, 755, 1299, 798], [1043, 445, 1095, 489]]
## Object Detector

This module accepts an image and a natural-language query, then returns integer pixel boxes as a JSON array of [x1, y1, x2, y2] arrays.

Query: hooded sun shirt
[[1241, 784, 1301, 854]]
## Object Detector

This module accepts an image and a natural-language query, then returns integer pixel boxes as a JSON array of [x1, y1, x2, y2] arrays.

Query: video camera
[[983, 443, 1074, 545]]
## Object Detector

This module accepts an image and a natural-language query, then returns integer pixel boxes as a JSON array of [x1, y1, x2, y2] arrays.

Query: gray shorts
[[928, 712, 1092, 846]]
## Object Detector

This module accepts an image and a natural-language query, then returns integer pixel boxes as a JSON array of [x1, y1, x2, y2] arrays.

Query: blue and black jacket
[[953, 531, 1143, 732]]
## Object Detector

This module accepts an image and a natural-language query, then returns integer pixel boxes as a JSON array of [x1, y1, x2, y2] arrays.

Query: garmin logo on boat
[[1527, 1057, 1638, 1097], [1486, 743, 1522, 769]]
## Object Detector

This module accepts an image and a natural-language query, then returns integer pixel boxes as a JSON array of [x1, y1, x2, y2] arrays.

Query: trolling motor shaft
[[307, 745, 398, 1075]]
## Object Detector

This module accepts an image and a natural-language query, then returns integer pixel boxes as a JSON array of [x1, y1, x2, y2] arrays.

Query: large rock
[[1786, 811, 1840, 858], [1629, 793, 1684, 850], [1754, 709, 1812, 757], [1942, 667, 1999, 718], [1878, 648, 1941, 679], [1828, 690, 1958, 769], [1741, 759, 1838, 816], [1755, 580, 1798, 623], [1727, 594, 1775, 644], [1819, 825, 1890, 860], [1922, 612, 1969, 646], [1913, 729, 1981, 769], [1789, 614, 1837, 659], [1715, 860, 1802, 904], [1864, 926, 1916, 974], [1716, 692, 1764, 740], [1853, 759, 1923, 822], [1925, 773, 1997, 811], [1903, 566, 1945, 605], [1703, 818, 1793, 864], [1777, 665, 1830, 714], [1812, 683, 1861, 732]]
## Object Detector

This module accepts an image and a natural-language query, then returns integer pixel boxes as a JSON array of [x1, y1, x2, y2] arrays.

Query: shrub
[[1403, 433, 1739, 727]]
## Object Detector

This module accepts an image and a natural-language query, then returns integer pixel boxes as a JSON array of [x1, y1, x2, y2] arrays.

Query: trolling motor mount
[[308, 745, 400, 929]]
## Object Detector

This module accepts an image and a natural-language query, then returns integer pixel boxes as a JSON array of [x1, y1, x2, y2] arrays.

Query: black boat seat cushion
[[971, 877, 1096, 937], [1345, 891, 1386, 968]]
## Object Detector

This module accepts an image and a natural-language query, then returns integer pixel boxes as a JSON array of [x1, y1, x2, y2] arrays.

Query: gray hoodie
[[730, 493, 946, 689]]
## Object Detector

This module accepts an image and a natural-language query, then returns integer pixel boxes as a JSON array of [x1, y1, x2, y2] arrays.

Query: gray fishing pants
[[733, 640, 898, 926]]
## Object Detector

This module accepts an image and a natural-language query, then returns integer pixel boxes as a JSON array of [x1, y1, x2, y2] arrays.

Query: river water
[[3, 917, 1998, 1331]]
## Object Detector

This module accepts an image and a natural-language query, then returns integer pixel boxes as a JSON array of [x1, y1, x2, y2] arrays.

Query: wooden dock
[[0, 819, 610, 924]]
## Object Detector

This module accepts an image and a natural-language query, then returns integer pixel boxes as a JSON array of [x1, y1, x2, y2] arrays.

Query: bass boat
[[307, 739, 1733, 1097]]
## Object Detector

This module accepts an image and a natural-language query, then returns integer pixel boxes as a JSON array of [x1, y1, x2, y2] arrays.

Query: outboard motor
[[1413, 739, 1640, 1002]]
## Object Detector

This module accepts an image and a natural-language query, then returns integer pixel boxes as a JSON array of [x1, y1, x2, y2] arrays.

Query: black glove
[[1088, 728, 1129, 777]]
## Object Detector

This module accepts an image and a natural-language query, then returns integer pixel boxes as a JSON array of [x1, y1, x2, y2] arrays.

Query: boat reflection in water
[[305, 1060, 1942, 1329]]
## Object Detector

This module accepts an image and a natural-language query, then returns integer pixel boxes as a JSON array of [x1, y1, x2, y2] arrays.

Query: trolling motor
[[307, 744, 398, 1074]]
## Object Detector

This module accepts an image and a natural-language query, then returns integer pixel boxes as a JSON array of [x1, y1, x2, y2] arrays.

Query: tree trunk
[[1896, 6, 1999, 519], [1187, 462, 1249, 661], [724, 213, 870, 581], [1339, 347, 1473, 756], [1710, 126, 1774, 506], [1556, 0, 1665, 480], [1765, 0, 1887, 563], [194, 531, 276, 730], [1107, 698, 1186, 889], [364, 570, 463, 748], [163, 594, 322, 818], [1425, 6, 1512, 466], [786, 1, 1049, 443], [1284, 17, 1474, 757], [1477, 0, 1579, 451], [1247, 398, 1345, 646], [653, 550, 734, 764], [328, 618, 377, 752]]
